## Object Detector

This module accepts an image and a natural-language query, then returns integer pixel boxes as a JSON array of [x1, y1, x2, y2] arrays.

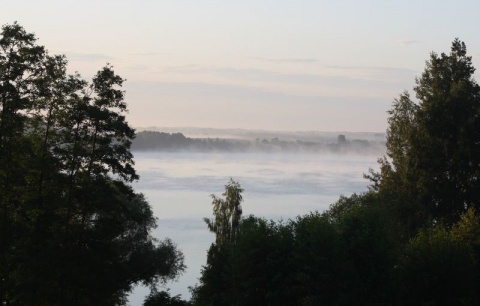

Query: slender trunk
[[64, 117, 82, 236], [36, 101, 56, 198]]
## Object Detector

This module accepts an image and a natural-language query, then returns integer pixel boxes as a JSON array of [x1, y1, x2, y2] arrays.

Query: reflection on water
[[128, 152, 379, 305]]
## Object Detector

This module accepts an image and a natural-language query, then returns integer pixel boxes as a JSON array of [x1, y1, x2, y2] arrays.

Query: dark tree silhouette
[[0, 23, 184, 305]]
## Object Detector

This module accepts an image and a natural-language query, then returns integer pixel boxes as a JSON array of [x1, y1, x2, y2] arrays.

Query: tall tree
[[374, 39, 480, 226], [0, 23, 184, 305], [0, 22, 50, 302]]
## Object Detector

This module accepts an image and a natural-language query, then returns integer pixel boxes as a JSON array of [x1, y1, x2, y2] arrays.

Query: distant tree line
[[132, 131, 385, 154], [191, 39, 480, 305]]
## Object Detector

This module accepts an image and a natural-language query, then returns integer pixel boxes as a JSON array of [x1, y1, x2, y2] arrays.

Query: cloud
[[164, 65, 358, 88], [123, 81, 391, 132], [63, 52, 113, 62], [328, 65, 417, 73], [164, 64, 417, 86], [154, 64, 416, 107], [249, 57, 318, 63], [123, 64, 149, 71], [125, 80, 386, 104], [326, 65, 419, 81], [128, 52, 171, 57], [395, 39, 418, 46], [163, 64, 203, 73]]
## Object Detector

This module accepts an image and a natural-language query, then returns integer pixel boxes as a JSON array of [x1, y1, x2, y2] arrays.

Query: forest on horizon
[[131, 130, 386, 154]]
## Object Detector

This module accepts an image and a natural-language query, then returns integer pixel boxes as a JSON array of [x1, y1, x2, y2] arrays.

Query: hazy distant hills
[[132, 127, 386, 154]]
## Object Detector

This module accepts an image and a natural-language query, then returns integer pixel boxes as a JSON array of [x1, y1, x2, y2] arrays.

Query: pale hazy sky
[[3, 1, 480, 132]]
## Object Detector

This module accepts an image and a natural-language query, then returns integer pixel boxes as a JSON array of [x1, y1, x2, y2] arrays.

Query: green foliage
[[0, 23, 184, 305], [366, 40, 480, 304], [451, 208, 480, 245], [290, 212, 346, 306], [373, 39, 480, 301], [335, 199, 400, 304], [194, 190, 401, 305], [230, 217, 296, 305], [143, 290, 191, 306], [375, 39, 480, 226], [396, 225, 478, 305], [204, 178, 243, 244], [192, 216, 296, 306], [190, 243, 233, 306]]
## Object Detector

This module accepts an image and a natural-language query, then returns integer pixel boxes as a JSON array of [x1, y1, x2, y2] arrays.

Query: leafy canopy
[[373, 38, 480, 226], [0, 22, 184, 305]]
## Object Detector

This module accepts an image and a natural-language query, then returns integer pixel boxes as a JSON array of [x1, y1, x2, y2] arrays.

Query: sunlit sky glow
[[3, 0, 480, 132]]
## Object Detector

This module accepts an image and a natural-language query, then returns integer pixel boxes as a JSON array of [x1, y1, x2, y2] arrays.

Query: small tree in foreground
[[204, 178, 243, 244]]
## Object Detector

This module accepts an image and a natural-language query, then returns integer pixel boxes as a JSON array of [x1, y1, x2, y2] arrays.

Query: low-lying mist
[[132, 128, 386, 155]]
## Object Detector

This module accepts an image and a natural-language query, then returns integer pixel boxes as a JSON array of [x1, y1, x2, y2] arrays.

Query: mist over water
[[128, 151, 380, 305]]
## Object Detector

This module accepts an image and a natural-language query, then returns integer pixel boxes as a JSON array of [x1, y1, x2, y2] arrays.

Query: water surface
[[128, 152, 380, 304]]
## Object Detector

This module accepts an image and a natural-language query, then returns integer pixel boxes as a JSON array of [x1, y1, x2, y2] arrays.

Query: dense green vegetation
[[0, 23, 184, 305], [191, 39, 480, 305]]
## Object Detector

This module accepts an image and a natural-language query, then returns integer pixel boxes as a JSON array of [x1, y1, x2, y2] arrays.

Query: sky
[[2, 0, 480, 132]]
